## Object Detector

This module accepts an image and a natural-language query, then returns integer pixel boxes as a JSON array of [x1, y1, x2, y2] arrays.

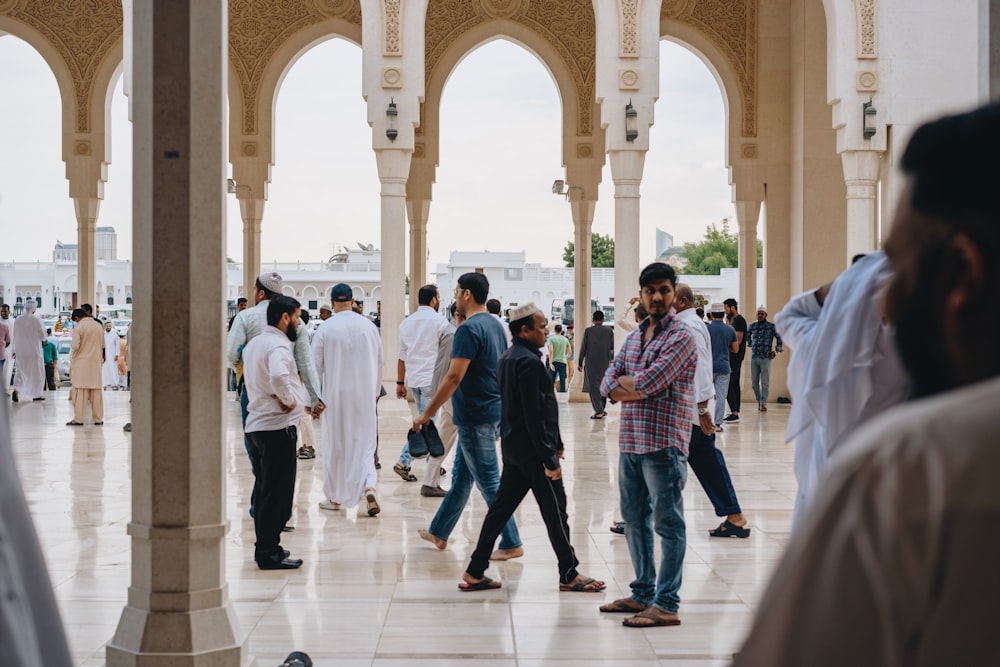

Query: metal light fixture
[[552, 179, 567, 195], [863, 98, 877, 140], [386, 98, 398, 142], [625, 99, 638, 142], [226, 178, 237, 194]]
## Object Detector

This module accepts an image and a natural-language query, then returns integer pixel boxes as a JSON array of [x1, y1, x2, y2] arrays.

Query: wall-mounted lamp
[[625, 100, 638, 142], [551, 179, 583, 200], [227, 179, 251, 197], [386, 98, 398, 142], [863, 98, 877, 140]]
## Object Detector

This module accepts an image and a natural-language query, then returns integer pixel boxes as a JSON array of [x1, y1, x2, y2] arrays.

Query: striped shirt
[[225, 301, 321, 404], [600, 311, 697, 456]]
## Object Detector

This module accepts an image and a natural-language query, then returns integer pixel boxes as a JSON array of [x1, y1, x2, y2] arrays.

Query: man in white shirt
[[737, 101, 1000, 666], [242, 296, 309, 570], [393, 285, 449, 486], [11, 300, 47, 402]]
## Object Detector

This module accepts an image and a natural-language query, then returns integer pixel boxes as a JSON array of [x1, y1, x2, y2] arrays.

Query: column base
[[568, 390, 591, 404], [106, 605, 244, 666]]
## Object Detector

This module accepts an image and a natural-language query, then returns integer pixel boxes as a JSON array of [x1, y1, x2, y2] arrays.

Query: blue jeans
[[713, 372, 730, 424], [750, 357, 771, 403], [619, 447, 687, 613], [550, 361, 567, 392], [427, 421, 521, 550], [399, 385, 433, 466]]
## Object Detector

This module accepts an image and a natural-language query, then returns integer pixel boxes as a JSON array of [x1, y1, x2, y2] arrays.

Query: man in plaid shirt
[[598, 262, 697, 628]]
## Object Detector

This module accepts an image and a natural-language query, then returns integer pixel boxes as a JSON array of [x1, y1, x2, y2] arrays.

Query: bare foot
[[417, 529, 447, 550], [727, 513, 748, 527], [489, 546, 524, 561]]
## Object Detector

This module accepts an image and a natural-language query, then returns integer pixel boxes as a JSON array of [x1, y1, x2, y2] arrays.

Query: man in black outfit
[[459, 303, 606, 593], [723, 298, 748, 423], [577, 310, 615, 418]]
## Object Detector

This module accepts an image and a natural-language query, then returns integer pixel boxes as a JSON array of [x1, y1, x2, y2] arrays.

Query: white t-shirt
[[398, 306, 449, 388]]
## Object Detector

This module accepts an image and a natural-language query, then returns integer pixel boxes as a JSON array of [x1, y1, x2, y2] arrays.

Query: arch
[[371, 285, 382, 302], [63, 274, 78, 291], [421, 26, 581, 169], [301, 285, 319, 301], [282, 285, 296, 296], [659, 22, 745, 168], [351, 286, 365, 301]]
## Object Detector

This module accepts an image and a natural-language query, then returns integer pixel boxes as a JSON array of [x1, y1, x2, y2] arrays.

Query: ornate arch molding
[[229, 0, 363, 139], [0, 0, 122, 134], [660, 0, 757, 138], [423, 0, 596, 138]]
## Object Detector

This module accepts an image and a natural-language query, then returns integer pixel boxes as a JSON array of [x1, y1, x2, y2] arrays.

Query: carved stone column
[[106, 1, 242, 664], [74, 197, 100, 305], [842, 149, 881, 261], [239, 196, 265, 299], [406, 198, 430, 311], [569, 194, 595, 403], [734, 200, 761, 316], [377, 148, 412, 380], [608, 149, 645, 349]]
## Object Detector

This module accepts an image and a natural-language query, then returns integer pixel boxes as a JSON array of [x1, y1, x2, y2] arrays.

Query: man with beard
[[722, 298, 748, 423], [242, 296, 307, 570], [101, 320, 119, 390], [736, 103, 1000, 665], [11, 299, 47, 402], [747, 306, 782, 410], [598, 262, 697, 628]]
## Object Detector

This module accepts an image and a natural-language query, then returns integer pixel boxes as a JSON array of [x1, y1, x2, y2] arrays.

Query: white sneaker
[[319, 500, 341, 511]]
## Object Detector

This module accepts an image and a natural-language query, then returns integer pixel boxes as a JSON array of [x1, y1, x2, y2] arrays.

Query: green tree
[[679, 218, 762, 275], [563, 232, 615, 268]]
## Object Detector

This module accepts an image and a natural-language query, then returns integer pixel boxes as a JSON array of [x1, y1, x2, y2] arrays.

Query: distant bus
[[551, 298, 600, 328]]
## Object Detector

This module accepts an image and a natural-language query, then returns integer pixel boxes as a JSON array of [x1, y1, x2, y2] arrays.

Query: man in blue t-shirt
[[707, 304, 739, 427], [413, 272, 523, 560]]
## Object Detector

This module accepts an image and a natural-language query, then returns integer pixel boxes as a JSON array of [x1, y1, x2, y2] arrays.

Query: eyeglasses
[[454, 287, 466, 296]]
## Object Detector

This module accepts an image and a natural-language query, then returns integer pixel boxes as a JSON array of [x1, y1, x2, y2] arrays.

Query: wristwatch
[[697, 407, 709, 416]]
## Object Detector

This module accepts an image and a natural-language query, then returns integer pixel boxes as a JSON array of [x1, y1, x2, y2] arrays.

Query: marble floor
[[8, 389, 795, 666]]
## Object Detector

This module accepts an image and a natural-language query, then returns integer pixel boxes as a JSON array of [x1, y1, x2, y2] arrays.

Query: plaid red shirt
[[600, 311, 697, 456]]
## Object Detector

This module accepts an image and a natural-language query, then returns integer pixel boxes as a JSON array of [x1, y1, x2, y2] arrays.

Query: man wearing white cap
[[747, 304, 783, 410], [11, 299, 46, 402], [707, 303, 738, 428], [227, 272, 324, 519]]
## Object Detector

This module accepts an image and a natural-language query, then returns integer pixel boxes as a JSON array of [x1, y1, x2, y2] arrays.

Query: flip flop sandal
[[66, 420, 84, 426], [708, 520, 751, 538], [600, 597, 649, 613], [622, 612, 682, 628], [458, 576, 502, 592], [560, 577, 606, 592]]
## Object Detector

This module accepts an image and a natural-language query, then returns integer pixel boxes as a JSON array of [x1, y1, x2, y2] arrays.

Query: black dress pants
[[686, 424, 742, 516], [467, 454, 579, 583], [727, 357, 744, 413], [247, 425, 297, 564], [44, 362, 56, 390]]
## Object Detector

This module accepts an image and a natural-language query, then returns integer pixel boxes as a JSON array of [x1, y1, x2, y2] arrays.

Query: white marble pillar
[[842, 150, 881, 261], [734, 200, 761, 315], [377, 148, 412, 380], [239, 196, 265, 299], [74, 197, 100, 305], [106, 0, 241, 664], [609, 150, 645, 349], [406, 198, 430, 312]]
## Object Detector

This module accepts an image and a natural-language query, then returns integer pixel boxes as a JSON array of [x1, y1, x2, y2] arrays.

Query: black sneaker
[[724, 414, 739, 423]]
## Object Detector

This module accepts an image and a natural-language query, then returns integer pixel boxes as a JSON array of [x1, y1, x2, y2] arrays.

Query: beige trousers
[[73, 388, 104, 423]]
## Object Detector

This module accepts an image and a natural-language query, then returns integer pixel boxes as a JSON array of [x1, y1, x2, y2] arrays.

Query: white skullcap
[[508, 302, 542, 321], [257, 272, 283, 293], [757, 304, 767, 314], [709, 302, 725, 314]]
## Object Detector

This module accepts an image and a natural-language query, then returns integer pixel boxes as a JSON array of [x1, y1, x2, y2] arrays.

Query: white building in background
[[655, 229, 674, 258]]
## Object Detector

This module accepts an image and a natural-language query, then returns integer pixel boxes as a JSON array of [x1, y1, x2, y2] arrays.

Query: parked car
[[56, 336, 73, 383]]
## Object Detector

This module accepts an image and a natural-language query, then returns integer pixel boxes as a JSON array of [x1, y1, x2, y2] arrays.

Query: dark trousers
[[239, 387, 257, 515], [727, 357, 744, 413], [467, 455, 579, 584], [44, 362, 56, 390], [246, 425, 298, 564], [550, 361, 567, 392], [686, 424, 741, 516], [588, 383, 606, 414]]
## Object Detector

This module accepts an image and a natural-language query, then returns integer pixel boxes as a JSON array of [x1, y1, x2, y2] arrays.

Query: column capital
[[841, 149, 882, 182], [733, 200, 762, 232]]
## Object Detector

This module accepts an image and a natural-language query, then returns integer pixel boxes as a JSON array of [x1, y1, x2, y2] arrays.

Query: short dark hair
[[457, 273, 490, 304], [554, 324, 563, 333], [639, 262, 677, 288], [723, 298, 738, 309], [237, 297, 248, 305], [82, 303, 93, 315], [509, 313, 538, 338], [255, 278, 281, 302], [448, 302, 457, 319], [46, 328, 52, 335], [267, 295, 300, 326], [486, 298, 502, 315], [71, 308, 86, 321], [593, 310, 604, 321], [299, 310, 310, 325], [417, 284, 439, 306]]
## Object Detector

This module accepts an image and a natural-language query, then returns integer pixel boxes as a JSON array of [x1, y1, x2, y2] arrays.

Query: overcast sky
[[0, 35, 736, 270]]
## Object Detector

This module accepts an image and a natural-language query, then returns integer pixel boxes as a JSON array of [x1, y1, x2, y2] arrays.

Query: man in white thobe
[[101, 320, 119, 389], [11, 300, 46, 402], [312, 283, 384, 516], [737, 101, 1000, 667], [774, 251, 906, 527]]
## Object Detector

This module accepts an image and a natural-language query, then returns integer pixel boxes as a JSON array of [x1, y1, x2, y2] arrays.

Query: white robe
[[102, 329, 119, 386], [12, 314, 46, 400], [311, 310, 383, 508], [775, 252, 907, 527]]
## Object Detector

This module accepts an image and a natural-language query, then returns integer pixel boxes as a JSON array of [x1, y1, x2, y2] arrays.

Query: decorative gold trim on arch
[[661, 0, 758, 138], [423, 0, 596, 137]]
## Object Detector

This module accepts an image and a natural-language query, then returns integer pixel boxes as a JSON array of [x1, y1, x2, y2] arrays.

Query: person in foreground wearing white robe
[[737, 101, 1000, 667], [101, 320, 119, 389], [312, 283, 384, 516], [11, 299, 46, 402], [774, 251, 906, 528]]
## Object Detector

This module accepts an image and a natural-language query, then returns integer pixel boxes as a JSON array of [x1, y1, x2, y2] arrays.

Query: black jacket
[[497, 337, 563, 470]]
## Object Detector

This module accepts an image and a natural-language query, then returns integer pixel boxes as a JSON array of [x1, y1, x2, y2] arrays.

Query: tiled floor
[[8, 389, 795, 666]]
